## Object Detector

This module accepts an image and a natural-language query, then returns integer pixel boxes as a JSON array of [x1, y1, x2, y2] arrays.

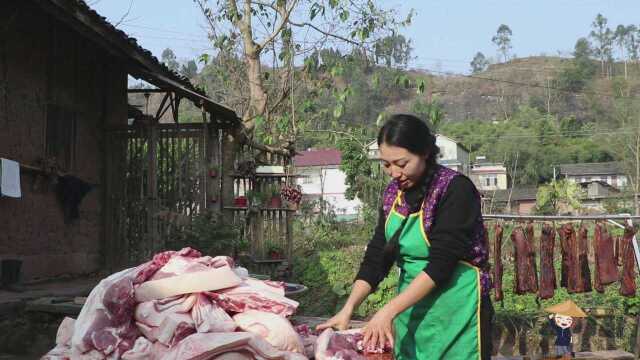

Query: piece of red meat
[[493, 223, 504, 301], [620, 225, 637, 297], [593, 222, 619, 293], [575, 225, 592, 293], [558, 224, 580, 293], [511, 226, 538, 295], [315, 328, 392, 360], [538, 223, 556, 299]]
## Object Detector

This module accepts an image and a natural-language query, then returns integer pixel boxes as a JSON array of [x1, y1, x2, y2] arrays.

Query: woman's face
[[379, 143, 428, 190]]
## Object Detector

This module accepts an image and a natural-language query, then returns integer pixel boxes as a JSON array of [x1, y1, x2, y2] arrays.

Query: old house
[[554, 162, 628, 189], [483, 187, 538, 215], [0, 0, 240, 283]]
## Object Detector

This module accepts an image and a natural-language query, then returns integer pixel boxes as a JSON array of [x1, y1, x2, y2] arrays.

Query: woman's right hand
[[316, 307, 353, 331]]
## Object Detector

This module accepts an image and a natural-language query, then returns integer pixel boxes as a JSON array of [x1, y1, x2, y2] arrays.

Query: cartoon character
[[544, 300, 586, 359]]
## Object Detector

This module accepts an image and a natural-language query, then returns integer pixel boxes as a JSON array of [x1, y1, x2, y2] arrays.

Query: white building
[[436, 134, 470, 175], [366, 134, 470, 175], [470, 156, 508, 191], [294, 149, 362, 221]]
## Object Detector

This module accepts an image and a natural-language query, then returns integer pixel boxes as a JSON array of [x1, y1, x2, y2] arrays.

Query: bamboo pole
[[483, 214, 640, 221]]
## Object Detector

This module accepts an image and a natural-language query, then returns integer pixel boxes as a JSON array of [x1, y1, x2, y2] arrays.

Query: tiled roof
[[556, 162, 624, 176], [294, 149, 342, 167], [484, 187, 538, 202], [39, 0, 238, 122]]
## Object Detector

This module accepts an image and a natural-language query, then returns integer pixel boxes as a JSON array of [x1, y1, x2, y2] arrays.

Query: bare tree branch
[[257, 0, 299, 50], [288, 20, 361, 46], [304, 129, 367, 149], [113, 0, 135, 28]]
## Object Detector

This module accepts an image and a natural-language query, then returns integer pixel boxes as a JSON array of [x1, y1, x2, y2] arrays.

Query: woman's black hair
[[378, 114, 441, 266]]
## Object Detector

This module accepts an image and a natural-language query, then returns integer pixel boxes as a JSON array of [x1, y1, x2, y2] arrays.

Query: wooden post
[[147, 121, 159, 255]]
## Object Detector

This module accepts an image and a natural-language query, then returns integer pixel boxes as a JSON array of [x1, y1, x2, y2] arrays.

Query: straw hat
[[544, 300, 587, 318]]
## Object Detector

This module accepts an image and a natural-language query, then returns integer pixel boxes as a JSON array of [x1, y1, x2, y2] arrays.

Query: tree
[[411, 98, 445, 131], [614, 24, 630, 79], [608, 99, 640, 215], [470, 52, 489, 73], [195, 0, 410, 151], [624, 25, 639, 69], [535, 179, 583, 215], [590, 14, 613, 77], [180, 60, 198, 79], [554, 38, 596, 92], [161, 48, 179, 72], [492, 24, 512, 62], [373, 34, 412, 68]]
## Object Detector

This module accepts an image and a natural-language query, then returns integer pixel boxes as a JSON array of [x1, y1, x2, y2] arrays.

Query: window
[[611, 175, 617, 187], [484, 174, 497, 187], [303, 176, 313, 184], [46, 104, 76, 171]]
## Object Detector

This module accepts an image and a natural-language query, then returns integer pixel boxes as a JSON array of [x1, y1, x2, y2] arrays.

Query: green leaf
[[330, 65, 343, 77], [372, 73, 380, 88], [333, 103, 344, 118], [198, 53, 210, 66], [254, 115, 265, 129], [339, 10, 349, 22], [417, 79, 426, 94]]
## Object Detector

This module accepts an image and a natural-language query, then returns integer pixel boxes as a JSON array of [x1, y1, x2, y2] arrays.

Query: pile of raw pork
[[42, 248, 391, 360]]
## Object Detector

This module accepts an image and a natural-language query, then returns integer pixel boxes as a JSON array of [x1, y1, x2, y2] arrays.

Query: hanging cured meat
[[493, 223, 504, 301], [575, 225, 592, 293], [511, 226, 538, 294], [619, 225, 637, 297], [593, 222, 618, 293], [525, 222, 539, 288], [614, 235, 622, 266], [538, 223, 556, 299], [558, 224, 579, 293]]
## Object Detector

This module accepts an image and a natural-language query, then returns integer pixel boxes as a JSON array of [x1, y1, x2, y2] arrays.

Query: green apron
[[386, 192, 482, 360]]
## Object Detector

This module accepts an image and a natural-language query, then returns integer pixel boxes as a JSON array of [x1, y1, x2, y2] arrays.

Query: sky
[[93, 0, 640, 74]]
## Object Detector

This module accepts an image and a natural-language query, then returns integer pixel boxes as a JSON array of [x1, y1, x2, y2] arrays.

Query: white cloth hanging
[[1, 158, 22, 198]]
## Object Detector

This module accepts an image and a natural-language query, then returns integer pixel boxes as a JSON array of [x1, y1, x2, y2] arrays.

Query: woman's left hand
[[362, 306, 395, 350]]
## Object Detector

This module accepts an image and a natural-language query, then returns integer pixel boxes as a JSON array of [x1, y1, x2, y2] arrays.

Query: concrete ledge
[[492, 350, 636, 360]]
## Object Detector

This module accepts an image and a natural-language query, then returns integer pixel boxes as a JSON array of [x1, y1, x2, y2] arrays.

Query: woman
[[317, 114, 493, 360]]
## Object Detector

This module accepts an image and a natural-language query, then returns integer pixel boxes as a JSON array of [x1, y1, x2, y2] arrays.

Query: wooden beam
[[34, 0, 241, 125], [128, 88, 168, 94], [155, 92, 171, 121]]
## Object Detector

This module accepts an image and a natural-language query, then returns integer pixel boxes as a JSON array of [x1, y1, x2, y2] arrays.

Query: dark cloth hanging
[[539, 223, 556, 299], [575, 225, 592, 293], [620, 225, 637, 297], [56, 175, 95, 224], [493, 223, 504, 301], [511, 226, 538, 295], [558, 223, 579, 293], [593, 222, 618, 293]]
